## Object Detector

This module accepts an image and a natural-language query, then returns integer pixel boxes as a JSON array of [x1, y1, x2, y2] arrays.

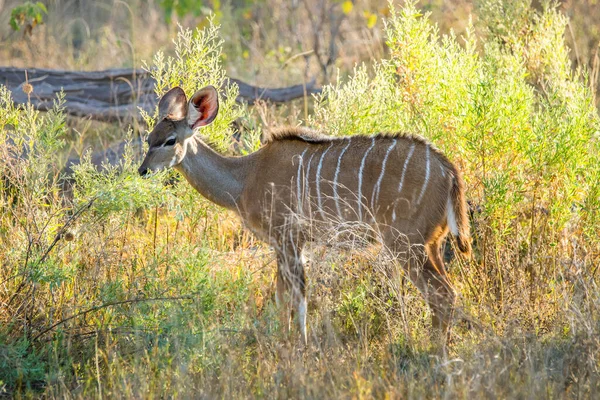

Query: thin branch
[[32, 295, 195, 342], [35, 197, 96, 267]]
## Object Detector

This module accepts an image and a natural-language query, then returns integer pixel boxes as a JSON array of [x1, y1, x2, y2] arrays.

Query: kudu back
[[139, 86, 471, 345]]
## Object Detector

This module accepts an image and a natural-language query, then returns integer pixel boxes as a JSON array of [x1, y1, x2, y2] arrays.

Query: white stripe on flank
[[416, 146, 431, 205], [316, 142, 334, 220], [439, 163, 446, 177], [357, 137, 376, 221], [296, 148, 308, 211], [397, 143, 415, 194], [333, 138, 352, 219], [304, 151, 317, 214], [371, 139, 397, 211], [306, 151, 317, 187]]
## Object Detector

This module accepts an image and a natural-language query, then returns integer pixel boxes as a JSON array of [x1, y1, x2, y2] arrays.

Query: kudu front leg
[[275, 245, 307, 345]]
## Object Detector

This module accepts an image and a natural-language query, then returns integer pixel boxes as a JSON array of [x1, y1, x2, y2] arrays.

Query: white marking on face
[[358, 137, 376, 221], [167, 135, 195, 168], [161, 136, 177, 147], [164, 136, 179, 167], [296, 148, 308, 212], [371, 139, 397, 211], [398, 143, 416, 194], [333, 138, 352, 220], [416, 146, 430, 205], [392, 208, 397, 222], [316, 142, 334, 221]]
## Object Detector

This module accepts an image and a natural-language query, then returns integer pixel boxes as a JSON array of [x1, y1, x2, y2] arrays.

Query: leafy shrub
[[0, 86, 69, 392], [9, 1, 47, 34], [0, 21, 255, 394], [141, 22, 243, 152], [2, 1, 600, 397]]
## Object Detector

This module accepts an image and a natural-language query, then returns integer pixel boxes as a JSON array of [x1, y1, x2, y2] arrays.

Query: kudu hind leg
[[275, 264, 291, 334], [425, 241, 456, 338], [275, 243, 307, 344], [387, 235, 455, 342]]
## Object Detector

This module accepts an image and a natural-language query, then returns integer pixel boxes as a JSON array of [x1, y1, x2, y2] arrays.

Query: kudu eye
[[164, 138, 177, 147]]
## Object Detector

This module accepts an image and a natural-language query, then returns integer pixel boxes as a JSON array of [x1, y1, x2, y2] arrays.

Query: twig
[[32, 295, 194, 342], [35, 197, 97, 267]]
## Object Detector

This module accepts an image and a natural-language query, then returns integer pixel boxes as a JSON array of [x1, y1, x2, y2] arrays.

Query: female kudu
[[138, 86, 471, 344]]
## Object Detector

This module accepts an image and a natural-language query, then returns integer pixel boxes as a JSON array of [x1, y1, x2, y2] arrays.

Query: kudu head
[[138, 86, 219, 176]]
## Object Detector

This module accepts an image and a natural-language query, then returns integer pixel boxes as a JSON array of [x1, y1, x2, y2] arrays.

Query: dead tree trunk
[[0, 67, 321, 123]]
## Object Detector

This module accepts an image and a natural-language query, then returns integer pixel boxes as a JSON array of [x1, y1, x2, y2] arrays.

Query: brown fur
[[239, 129, 471, 343], [139, 87, 471, 345], [265, 127, 333, 143]]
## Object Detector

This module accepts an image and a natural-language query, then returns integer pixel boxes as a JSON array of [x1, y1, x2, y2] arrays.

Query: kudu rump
[[138, 86, 471, 344]]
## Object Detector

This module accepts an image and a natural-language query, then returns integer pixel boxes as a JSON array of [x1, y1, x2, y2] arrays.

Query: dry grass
[[1, 0, 600, 398]]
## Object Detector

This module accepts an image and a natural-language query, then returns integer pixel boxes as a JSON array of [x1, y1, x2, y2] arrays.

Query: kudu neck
[[175, 136, 249, 211]]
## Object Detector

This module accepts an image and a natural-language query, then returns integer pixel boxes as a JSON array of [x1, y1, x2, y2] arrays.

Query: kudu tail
[[446, 172, 471, 256]]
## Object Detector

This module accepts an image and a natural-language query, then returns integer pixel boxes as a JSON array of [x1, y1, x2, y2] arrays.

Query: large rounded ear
[[187, 86, 219, 130], [158, 87, 188, 120]]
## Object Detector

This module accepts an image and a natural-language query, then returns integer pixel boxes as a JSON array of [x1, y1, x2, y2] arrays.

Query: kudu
[[138, 86, 471, 344]]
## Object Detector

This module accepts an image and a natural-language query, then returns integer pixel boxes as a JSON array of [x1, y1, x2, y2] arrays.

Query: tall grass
[[1, 0, 600, 398]]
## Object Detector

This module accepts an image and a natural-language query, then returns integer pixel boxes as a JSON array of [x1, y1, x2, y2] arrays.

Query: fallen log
[[0, 67, 321, 123]]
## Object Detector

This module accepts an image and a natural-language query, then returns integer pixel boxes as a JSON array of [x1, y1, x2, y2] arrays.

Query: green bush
[[0, 22, 255, 395], [141, 22, 244, 152], [312, 0, 600, 244], [1, 1, 600, 397], [0, 86, 69, 392]]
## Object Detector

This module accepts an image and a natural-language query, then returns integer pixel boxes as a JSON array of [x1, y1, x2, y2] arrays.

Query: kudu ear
[[158, 87, 188, 120], [187, 86, 219, 130]]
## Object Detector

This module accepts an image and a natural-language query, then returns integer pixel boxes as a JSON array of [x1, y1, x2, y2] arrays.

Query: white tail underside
[[446, 196, 459, 236]]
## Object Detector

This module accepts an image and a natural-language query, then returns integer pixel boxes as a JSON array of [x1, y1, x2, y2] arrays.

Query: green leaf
[[10, 17, 20, 31], [36, 2, 47, 13]]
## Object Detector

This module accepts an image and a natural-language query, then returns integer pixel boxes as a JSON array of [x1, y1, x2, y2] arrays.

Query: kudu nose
[[138, 167, 148, 177]]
